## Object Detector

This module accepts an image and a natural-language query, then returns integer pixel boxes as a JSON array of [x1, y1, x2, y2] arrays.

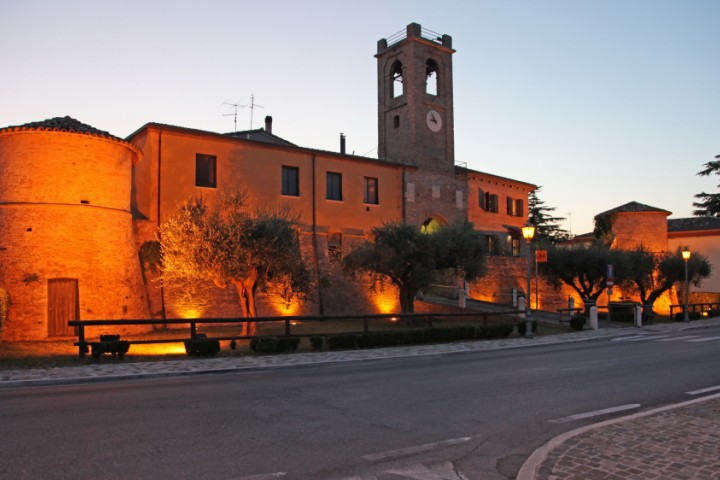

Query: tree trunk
[[233, 275, 258, 337], [399, 286, 416, 324]]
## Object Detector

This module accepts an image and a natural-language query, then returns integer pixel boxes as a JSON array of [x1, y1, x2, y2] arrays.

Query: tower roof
[[596, 201, 671, 216], [1, 116, 119, 139], [0, 116, 142, 163]]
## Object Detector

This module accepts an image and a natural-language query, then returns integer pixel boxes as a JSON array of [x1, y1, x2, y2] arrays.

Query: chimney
[[264, 115, 273, 134], [340, 133, 346, 154]]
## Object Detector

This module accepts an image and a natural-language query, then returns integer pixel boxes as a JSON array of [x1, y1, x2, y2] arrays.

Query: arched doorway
[[421, 217, 445, 234]]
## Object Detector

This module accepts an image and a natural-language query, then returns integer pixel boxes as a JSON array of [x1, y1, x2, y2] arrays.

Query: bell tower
[[376, 22, 455, 174], [376, 23, 464, 226]]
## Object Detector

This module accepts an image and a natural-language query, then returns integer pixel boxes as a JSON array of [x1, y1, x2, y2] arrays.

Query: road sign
[[607, 264, 614, 286], [535, 250, 548, 263]]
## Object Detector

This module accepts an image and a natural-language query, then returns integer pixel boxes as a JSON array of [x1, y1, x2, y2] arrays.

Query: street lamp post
[[682, 248, 691, 322], [521, 222, 536, 338]]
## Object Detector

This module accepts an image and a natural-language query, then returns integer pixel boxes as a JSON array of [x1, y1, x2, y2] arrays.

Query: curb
[[0, 330, 628, 389], [515, 391, 720, 480]]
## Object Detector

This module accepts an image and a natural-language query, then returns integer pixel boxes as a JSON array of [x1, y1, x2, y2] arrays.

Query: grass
[[0, 317, 574, 371]]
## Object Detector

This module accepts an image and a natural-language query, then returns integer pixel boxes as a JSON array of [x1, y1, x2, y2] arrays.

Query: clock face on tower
[[425, 109, 442, 132]]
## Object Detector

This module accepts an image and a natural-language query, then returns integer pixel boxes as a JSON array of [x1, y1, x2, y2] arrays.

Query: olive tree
[[539, 243, 621, 305], [159, 191, 311, 335], [343, 221, 486, 314], [619, 247, 711, 310]]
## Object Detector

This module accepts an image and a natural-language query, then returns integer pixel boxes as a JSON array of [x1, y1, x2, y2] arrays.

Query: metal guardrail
[[68, 310, 521, 358]]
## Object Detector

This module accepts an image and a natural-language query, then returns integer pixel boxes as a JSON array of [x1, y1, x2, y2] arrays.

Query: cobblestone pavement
[[518, 394, 720, 480], [2, 317, 720, 480]]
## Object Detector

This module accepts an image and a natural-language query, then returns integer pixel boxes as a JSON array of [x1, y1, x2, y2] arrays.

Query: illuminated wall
[[0, 121, 150, 340]]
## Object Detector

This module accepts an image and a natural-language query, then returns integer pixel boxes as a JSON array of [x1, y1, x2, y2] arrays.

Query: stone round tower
[[0, 117, 150, 340]]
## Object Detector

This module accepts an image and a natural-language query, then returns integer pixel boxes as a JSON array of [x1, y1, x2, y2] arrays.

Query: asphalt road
[[2, 326, 720, 480]]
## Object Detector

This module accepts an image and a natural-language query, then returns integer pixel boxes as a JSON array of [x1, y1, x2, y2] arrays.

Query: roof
[[596, 201, 671, 217], [456, 165, 537, 190], [224, 128, 296, 147], [1, 116, 117, 139], [0, 116, 141, 163], [126, 122, 409, 169], [668, 216, 720, 233]]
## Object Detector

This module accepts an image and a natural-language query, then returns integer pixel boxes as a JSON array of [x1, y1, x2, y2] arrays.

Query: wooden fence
[[68, 310, 521, 358]]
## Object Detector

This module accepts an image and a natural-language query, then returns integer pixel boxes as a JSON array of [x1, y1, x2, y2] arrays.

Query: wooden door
[[48, 278, 79, 337]]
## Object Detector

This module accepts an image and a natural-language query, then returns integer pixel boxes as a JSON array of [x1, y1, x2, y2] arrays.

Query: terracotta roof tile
[[0, 116, 122, 141], [596, 201, 671, 216], [668, 216, 720, 232]]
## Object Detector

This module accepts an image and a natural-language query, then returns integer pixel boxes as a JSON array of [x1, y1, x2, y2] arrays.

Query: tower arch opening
[[391, 60, 404, 98], [426, 59, 439, 96]]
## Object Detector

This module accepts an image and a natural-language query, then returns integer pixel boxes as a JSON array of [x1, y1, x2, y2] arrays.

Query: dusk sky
[[1, 0, 718, 235]]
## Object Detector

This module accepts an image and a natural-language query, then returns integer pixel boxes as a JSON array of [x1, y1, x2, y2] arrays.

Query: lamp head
[[522, 223, 536, 241], [682, 248, 691, 261]]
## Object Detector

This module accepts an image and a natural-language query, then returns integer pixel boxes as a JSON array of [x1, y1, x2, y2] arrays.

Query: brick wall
[[0, 130, 150, 340]]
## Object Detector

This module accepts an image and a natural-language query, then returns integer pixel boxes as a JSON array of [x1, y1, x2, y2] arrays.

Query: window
[[328, 232, 342, 263], [391, 61, 403, 98], [195, 154, 216, 188], [282, 166, 299, 196], [426, 59, 438, 96], [393, 115, 400, 128], [326, 172, 342, 201], [511, 236, 520, 256], [506, 197, 524, 217], [364, 177, 379, 204], [485, 192, 498, 213], [478, 188, 485, 209], [485, 235, 500, 254]]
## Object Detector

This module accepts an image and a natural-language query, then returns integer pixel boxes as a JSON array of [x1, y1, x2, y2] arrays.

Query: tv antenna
[[221, 94, 264, 133]]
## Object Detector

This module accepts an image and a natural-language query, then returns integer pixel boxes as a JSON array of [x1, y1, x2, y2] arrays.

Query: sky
[[1, 0, 718, 235]]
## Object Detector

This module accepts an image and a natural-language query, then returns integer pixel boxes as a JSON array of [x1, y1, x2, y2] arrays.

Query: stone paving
[[523, 394, 720, 480], [2, 317, 720, 480]]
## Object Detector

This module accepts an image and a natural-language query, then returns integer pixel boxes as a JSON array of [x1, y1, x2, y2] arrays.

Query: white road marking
[[687, 385, 720, 396], [656, 335, 699, 342], [337, 462, 466, 480], [550, 404, 641, 424], [362, 437, 473, 462], [611, 335, 651, 342], [233, 473, 287, 480], [386, 461, 466, 480], [686, 335, 720, 343]]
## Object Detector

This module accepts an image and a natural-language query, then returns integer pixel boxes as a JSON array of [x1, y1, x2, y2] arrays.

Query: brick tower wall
[[0, 130, 150, 340]]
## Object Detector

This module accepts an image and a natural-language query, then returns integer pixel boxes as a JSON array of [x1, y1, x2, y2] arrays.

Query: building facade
[[0, 23, 536, 340]]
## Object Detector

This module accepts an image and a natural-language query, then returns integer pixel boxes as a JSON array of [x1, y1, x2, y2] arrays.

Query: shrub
[[674, 311, 703, 321], [569, 316, 586, 331], [477, 324, 513, 339], [184, 338, 221, 357], [402, 329, 429, 344], [250, 336, 300, 354], [327, 334, 358, 350], [309, 335, 324, 351], [517, 320, 538, 336], [91, 339, 130, 359], [357, 332, 403, 348], [609, 302, 637, 323]]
